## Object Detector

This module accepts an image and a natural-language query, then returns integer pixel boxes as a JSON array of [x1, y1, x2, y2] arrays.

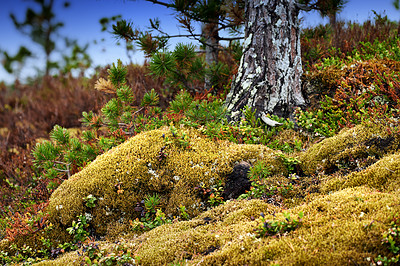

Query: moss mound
[[129, 187, 399, 265], [300, 122, 399, 175], [47, 127, 285, 237], [5, 125, 400, 265], [39, 186, 400, 265], [323, 152, 400, 193]]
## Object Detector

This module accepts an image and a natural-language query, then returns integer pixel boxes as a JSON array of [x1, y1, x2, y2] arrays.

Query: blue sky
[[0, 0, 399, 83]]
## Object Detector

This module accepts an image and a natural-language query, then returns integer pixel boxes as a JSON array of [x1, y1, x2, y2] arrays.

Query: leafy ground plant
[[66, 214, 91, 243], [130, 193, 171, 232], [195, 181, 225, 208], [81, 241, 140, 265], [83, 194, 97, 208], [239, 161, 296, 201], [371, 215, 400, 265], [255, 211, 304, 238]]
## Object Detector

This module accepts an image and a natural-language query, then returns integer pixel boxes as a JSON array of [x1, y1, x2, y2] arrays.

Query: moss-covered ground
[[1, 121, 399, 265], [2, 16, 400, 266]]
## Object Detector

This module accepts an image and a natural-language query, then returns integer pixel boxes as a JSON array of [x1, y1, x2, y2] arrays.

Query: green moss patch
[[39, 186, 400, 265], [323, 152, 400, 193], [47, 127, 285, 238], [300, 123, 399, 175]]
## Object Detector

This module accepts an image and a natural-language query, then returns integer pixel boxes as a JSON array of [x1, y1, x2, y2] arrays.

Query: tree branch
[[218, 36, 244, 41], [144, 0, 174, 8], [295, 2, 313, 11]]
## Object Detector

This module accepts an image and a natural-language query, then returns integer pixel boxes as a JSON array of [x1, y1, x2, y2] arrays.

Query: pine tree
[[33, 60, 162, 191], [312, 0, 348, 28], [7, 0, 91, 78], [112, 0, 245, 90], [60, 39, 92, 75], [395, 0, 400, 9], [149, 43, 206, 92]]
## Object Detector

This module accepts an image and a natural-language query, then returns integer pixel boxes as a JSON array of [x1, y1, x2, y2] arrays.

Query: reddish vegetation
[[5, 202, 48, 241], [301, 14, 399, 66], [0, 65, 166, 218], [1, 15, 399, 245]]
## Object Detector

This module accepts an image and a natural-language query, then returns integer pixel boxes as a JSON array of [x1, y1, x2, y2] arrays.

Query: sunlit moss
[[42, 186, 400, 265], [37, 252, 81, 265], [323, 152, 400, 193], [0, 239, 9, 253], [47, 127, 285, 239], [300, 122, 397, 175], [5, 123, 400, 264]]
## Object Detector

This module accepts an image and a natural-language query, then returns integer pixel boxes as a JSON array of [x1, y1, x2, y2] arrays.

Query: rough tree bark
[[225, 0, 305, 121], [202, 21, 220, 90]]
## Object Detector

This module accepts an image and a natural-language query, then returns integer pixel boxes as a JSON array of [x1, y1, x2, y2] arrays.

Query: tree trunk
[[44, 0, 55, 76], [202, 22, 219, 90], [225, 0, 305, 121], [329, 13, 337, 28]]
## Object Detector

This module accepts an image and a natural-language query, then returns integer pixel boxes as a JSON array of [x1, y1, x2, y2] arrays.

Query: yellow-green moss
[[269, 128, 308, 153], [36, 252, 81, 266], [7, 125, 400, 264], [300, 123, 397, 175], [43, 186, 400, 265], [323, 152, 400, 193], [0, 127, 9, 138], [0, 239, 9, 253], [47, 127, 285, 239]]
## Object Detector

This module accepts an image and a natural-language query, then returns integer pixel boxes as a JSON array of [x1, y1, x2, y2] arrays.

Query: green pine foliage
[[81, 111, 102, 129], [148, 42, 238, 92], [149, 43, 205, 92], [149, 51, 175, 77], [32, 125, 98, 191], [108, 59, 128, 87], [101, 98, 122, 130], [169, 90, 194, 114], [141, 88, 159, 107], [185, 98, 227, 125], [117, 84, 135, 104]]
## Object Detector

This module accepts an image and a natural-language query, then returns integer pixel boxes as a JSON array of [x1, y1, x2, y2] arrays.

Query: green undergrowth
[[299, 57, 400, 138], [3, 22, 400, 264], [35, 186, 400, 265], [3, 119, 400, 265], [300, 22, 400, 138]]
